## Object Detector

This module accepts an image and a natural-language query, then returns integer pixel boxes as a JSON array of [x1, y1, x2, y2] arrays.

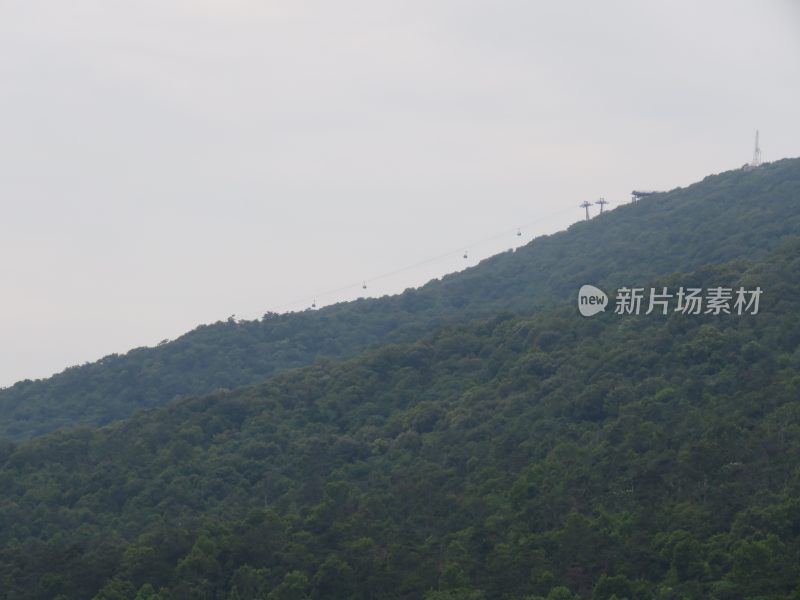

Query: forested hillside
[[1, 240, 798, 599], [2, 158, 799, 440]]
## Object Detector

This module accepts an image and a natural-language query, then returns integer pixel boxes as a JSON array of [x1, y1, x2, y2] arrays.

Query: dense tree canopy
[[1, 239, 799, 599], [1, 158, 799, 441]]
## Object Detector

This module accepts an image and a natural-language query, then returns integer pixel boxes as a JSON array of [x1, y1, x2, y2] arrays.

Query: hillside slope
[[1, 158, 799, 440], [0, 240, 798, 599]]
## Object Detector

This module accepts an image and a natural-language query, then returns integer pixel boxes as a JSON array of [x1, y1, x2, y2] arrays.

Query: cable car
[[463, 251, 468, 259], [517, 228, 522, 236], [362, 281, 367, 289]]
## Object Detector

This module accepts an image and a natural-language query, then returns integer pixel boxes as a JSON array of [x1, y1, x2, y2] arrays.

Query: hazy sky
[[1, 0, 798, 387]]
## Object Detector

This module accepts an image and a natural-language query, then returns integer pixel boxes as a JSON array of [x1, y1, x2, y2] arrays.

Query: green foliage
[[2, 159, 800, 440], [0, 239, 800, 597]]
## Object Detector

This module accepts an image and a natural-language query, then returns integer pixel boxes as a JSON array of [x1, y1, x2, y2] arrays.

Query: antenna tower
[[751, 130, 762, 168]]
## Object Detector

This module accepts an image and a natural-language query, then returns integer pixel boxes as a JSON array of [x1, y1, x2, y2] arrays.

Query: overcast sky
[[0, 0, 798, 387]]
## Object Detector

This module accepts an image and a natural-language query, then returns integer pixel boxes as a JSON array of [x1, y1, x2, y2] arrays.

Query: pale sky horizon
[[1, 0, 799, 387]]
